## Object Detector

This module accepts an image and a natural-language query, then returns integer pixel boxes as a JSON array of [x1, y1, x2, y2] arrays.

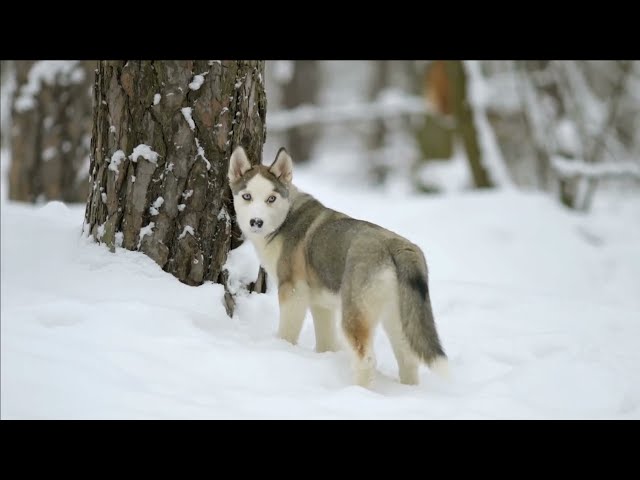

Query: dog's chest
[[250, 236, 283, 280]]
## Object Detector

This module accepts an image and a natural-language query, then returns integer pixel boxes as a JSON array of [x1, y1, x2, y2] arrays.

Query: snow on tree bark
[[83, 61, 267, 315]]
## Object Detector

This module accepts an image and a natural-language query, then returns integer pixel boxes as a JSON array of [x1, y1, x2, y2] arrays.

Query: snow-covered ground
[[2, 148, 639, 419]]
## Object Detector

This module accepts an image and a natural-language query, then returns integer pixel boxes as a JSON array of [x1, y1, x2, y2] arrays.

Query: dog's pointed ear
[[269, 147, 293, 184], [228, 146, 252, 184]]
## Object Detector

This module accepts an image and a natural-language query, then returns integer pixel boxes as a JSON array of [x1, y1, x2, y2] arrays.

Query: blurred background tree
[[261, 60, 639, 209], [7, 60, 95, 203], [2, 60, 639, 212]]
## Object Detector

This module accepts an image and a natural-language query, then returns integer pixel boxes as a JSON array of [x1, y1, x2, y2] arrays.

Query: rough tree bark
[[9, 60, 95, 203], [280, 60, 319, 163], [83, 61, 268, 315]]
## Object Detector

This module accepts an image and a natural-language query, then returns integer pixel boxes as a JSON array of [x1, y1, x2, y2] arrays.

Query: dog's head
[[228, 146, 293, 238]]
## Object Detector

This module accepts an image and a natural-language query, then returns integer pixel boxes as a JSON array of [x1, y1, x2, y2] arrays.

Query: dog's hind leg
[[342, 304, 377, 388], [380, 283, 420, 385], [340, 252, 398, 388], [383, 315, 420, 385]]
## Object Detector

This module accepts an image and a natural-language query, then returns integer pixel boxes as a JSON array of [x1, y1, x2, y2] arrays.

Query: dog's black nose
[[250, 218, 263, 228]]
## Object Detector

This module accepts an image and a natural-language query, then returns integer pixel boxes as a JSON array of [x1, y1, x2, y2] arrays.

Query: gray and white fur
[[228, 146, 449, 388]]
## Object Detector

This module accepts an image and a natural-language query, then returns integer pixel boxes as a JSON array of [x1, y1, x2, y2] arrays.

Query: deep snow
[[1, 149, 639, 419]]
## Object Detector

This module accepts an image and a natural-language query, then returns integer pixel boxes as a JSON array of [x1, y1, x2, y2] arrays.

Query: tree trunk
[[367, 60, 391, 184], [83, 61, 267, 315], [446, 60, 494, 189], [281, 61, 319, 163], [9, 60, 95, 203], [1, 60, 15, 149], [416, 61, 455, 160]]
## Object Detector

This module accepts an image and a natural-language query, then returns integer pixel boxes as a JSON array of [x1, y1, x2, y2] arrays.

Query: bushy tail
[[388, 240, 448, 374]]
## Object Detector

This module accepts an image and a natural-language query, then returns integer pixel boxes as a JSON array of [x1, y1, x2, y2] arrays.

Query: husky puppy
[[228, 146, 448, 387]]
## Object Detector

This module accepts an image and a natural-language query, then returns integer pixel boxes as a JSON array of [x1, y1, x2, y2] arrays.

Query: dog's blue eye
[[242, 193, 251, 201], [267, 195, 276, 204]]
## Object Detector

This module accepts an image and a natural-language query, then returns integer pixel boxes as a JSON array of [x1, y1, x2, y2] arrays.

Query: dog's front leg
[[277, 281, 308, 345], [311, 305, 340, 353]]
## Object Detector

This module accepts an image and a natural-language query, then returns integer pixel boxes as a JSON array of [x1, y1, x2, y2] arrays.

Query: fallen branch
[[551, 156, 640, 180], [266, 94, 453, 132]]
